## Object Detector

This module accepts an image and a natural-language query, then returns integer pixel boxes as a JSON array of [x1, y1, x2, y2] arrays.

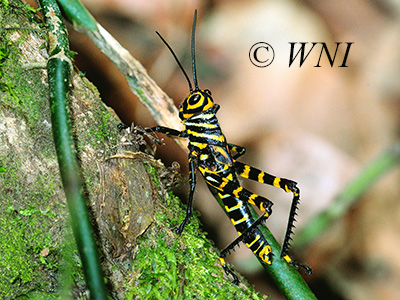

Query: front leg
[[118, 123, 186, 139], [146, 126, 193, 234], [176, 157, 196, 234], [146, 125, 187, 138]]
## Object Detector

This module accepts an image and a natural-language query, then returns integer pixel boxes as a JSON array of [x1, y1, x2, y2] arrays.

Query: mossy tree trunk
[[0, 2, 268, 299]]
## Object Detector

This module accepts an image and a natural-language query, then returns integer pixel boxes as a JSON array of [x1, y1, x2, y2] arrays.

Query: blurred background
[[41, 0, 400, 298]]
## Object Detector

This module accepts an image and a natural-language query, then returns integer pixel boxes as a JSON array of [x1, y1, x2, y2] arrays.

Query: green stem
[[294, 141, 400, 249], [39, 1, 108, 299], [56, 0, 98, 31]]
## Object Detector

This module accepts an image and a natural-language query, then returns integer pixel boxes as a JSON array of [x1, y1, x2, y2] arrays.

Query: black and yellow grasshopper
[[140, 10, 311, 283]]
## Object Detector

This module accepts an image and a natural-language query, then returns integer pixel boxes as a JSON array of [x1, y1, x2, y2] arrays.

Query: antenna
[[191, 10, 199, 91], [155, 31, 194, 93]]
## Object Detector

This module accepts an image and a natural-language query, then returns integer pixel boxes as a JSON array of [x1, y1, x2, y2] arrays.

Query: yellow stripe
[[232, 186, 243, 198], [231, 214, 248, 226], [273, 177, 281, 188], [203, 100, 213, 111], [245, 234, 261, 247], [218, 177, 232, 190], [198, 166, 205, 176], [225, 201, 243, 212], [182, 113, 194, 119], [259, 245, 272, 264], [187, 130, 225, 142], [248, 193, 258, 202], [283, 254, 292, 263], [248, 193, 257, 207], [185, 122, 217, 129], [258, 171, 265, 183], [253, 240, 265, 253], [241, 165, 250, 178], [190, 142, 208, 149]]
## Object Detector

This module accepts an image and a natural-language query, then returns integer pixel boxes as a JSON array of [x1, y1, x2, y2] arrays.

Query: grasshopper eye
[[188, 94, 201, 105]]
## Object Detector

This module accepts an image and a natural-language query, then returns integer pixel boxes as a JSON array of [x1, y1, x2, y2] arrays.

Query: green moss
[[88, 109, 113, 144], [0, 153, 68, 299], [0, 205, 55, 298], [1, 0, 8, 8], [0, 15, 51, 157], [0, 40, 11, 77], [145, 163, 161, 186]]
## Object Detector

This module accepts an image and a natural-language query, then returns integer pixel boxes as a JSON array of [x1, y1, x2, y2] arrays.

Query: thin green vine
[[39, 1, 108, 299]]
